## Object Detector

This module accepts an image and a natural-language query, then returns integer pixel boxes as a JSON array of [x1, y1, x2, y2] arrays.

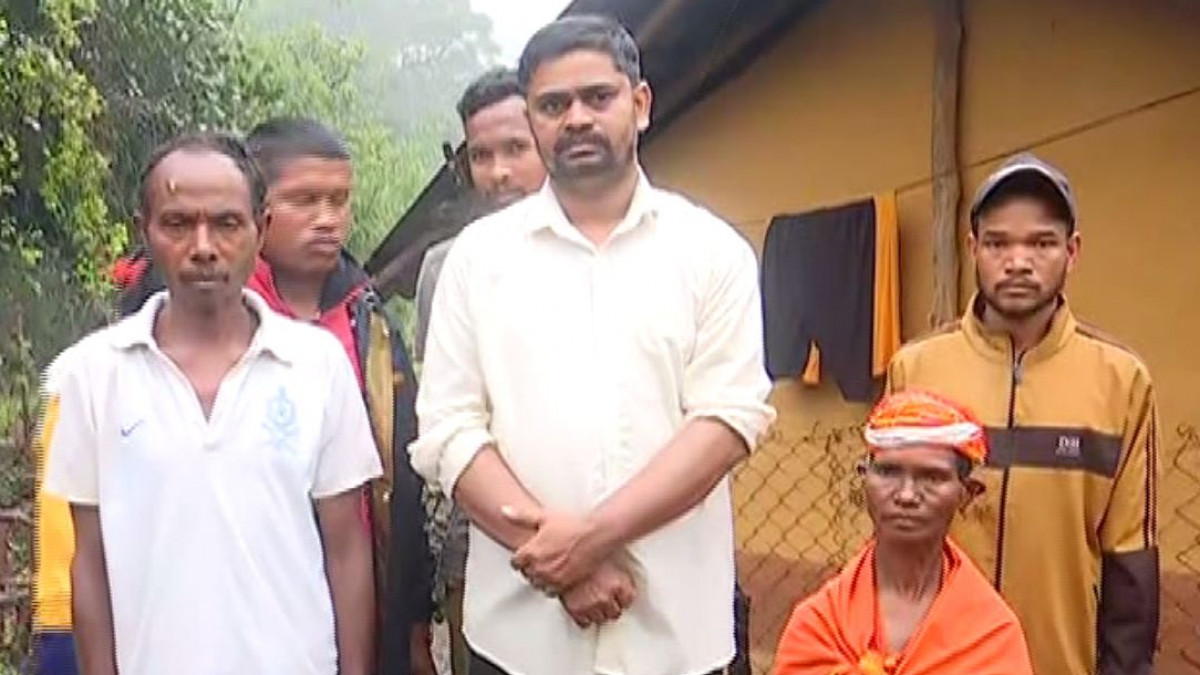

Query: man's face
[[141, 149, 262, 311], [262, 157, 353, 278], [863, 446, 970, 545], [464, 96, 546, 207], [970, 195, 1080, 321], [525, 50, 651, 190]]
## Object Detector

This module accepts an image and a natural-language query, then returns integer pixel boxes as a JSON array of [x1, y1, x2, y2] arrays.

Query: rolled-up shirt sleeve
[[408, 235, 495, 496], [682, 231, 776, 450]]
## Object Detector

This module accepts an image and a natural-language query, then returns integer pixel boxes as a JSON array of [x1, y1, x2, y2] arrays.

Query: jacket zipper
[[993, 341, 1024, 589]]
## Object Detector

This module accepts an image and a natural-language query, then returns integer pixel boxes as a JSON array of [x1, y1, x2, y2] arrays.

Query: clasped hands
[[502, 505, 636, 629]]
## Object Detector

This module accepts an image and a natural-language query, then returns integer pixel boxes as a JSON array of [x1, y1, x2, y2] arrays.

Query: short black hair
[[245, 117, 351, 186], [457, 67, 523, 124], [971, 173, 1075, 235], [518, 14, 641, 90], [138, 132, 266, 220]]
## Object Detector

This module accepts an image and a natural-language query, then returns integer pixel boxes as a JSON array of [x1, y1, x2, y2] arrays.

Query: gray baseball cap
[[969, 153, 1077, 231]]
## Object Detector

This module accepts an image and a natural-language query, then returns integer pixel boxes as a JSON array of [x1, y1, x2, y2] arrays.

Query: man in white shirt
[[411, 15, 775, 675], [41, 133, 381, 675]]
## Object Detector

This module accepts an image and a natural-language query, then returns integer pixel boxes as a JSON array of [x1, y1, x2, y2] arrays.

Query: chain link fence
[[732, 420, 870, 675], [1161, 423, 1200, 672], [732, 415, 1200, 674]]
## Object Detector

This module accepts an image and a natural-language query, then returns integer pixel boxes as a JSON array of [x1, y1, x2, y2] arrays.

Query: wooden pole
[[929, 0, 964, 327]]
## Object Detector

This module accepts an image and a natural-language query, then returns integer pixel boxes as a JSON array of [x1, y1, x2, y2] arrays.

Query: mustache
[[554, 132, 611, 155], [178, 268, 227, 282], [997, 279, 1040, 290]]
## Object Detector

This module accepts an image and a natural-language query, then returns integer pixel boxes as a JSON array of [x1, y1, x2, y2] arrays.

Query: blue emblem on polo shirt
[[263, 386, 299, 454]]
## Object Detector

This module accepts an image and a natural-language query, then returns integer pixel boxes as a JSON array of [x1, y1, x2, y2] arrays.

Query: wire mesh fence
[[1160, 422, 1200, 673], [1, 432, 33, 672], [732, 416, 1200, 674]]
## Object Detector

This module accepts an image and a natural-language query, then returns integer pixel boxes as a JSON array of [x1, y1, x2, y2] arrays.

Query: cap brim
[[970, 164, 1076, 225]]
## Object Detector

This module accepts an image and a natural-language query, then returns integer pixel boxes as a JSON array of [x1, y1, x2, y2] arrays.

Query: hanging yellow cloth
[[802, 342, 821, 385], [872, 191, 901, 377]]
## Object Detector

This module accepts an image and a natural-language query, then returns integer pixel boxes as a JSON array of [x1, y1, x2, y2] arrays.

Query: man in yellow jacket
[[886, 153, 1159, 675]]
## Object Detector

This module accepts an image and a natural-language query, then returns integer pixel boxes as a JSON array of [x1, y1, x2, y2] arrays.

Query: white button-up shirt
[[43, 290, 382, 675], [410, 174, 775, 675]]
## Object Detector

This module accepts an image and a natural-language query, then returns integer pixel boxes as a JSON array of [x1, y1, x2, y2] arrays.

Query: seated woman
[[773, 390, 1032, 675]]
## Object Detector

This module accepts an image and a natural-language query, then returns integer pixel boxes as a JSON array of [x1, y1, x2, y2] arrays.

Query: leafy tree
[[76, 0, 256, 228], [241, 0, 499, 140], [0, 3, 493, 664], [74, 0, 453, 259], [1, 0, 124, 311], [236, 23, 444, 257], [1, 1, 121, 666]]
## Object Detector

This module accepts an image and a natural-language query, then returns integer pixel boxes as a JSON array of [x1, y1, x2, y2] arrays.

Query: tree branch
[[0, 507, 31, 526]]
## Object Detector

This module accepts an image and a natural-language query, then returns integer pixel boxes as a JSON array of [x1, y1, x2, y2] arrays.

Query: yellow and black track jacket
[[886, 295, 1160, 675]]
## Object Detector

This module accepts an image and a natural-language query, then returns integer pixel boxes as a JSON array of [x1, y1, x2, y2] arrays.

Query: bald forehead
[[145, 149, 252, 215]]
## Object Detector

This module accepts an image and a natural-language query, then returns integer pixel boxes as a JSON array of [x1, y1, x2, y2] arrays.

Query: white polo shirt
[[42, 290, 382, 675]]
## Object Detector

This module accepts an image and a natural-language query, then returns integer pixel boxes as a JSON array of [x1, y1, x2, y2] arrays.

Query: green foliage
[[0, 0, 112, 642], [1, 0, 122, 306], [242, 0, 497, 139], [77, 0, 256, 227], [236, 23, 443, 257], [0, 1, 493, 665]]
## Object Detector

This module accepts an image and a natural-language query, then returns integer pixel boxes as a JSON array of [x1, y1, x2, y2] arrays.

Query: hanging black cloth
[[761, 199, 878, 402]]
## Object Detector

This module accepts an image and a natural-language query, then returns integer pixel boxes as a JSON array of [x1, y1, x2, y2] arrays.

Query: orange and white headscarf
[[864, 390, 988, 464]]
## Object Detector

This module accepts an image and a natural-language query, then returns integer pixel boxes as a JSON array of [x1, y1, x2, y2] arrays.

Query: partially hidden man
[[414, 66, 547, 675], [886, 154, 1160, 675]]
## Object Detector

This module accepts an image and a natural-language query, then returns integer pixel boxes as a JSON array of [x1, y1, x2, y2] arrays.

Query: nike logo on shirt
[[120, 420, 145, 437]]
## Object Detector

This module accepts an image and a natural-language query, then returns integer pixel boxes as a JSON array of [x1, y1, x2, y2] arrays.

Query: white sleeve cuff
[[311, 468, 381, 500], [439, 427, 495, 497], [685, 402, 777, 452]]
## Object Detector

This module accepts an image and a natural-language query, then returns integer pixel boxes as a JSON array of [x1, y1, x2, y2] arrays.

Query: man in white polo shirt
[[41, 133, 381, 675], [411, 15, 775, 675]]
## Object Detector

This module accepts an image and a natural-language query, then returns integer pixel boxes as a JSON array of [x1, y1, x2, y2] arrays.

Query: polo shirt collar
[[110, 289, 297, 364]]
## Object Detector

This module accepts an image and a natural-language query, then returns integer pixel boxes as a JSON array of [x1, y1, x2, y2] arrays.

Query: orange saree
[[773, 540, 1032, 675]]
